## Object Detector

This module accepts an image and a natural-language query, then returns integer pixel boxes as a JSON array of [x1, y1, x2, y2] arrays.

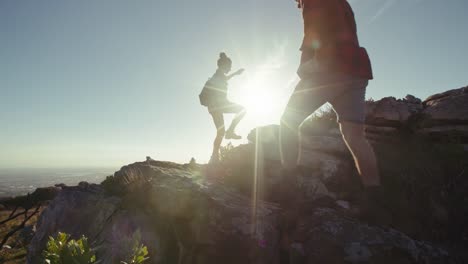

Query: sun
[[241, 90, 277, 120], [233, 69, 285, 125]]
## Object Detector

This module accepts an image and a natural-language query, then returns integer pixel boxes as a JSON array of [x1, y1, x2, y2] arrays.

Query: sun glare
[[234, 68, 285, 125]]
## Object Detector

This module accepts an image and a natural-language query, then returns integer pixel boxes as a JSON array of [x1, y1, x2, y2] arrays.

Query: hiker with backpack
[[280, 0, 381, 205], [200, 52, 246, 163]]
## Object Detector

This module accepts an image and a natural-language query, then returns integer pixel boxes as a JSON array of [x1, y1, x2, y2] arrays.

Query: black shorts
[[284, 73, 368, 124], [208, 100, 244, 114]]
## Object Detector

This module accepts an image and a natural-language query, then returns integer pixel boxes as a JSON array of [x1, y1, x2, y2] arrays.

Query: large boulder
[[27, 184, 123, 263], [247, 124, 354, 200], [362, 87, 468, 145], [28, 161, 280, 264], [418, 86, 468, 143], [365, 95, 423, 127], [247, 125, 282, 161], [364, 95, 423, 143], [247, 124, 349, 158], [27, 160, 460, 263], [422, 86, 468, 124], [296, 208, 453, 264]]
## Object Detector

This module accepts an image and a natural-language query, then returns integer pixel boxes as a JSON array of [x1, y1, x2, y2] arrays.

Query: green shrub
[[121, 243, 148, 264], [42, 232, 96, 264], [42, 232, 149, 264], [119, 230, 149, 264]]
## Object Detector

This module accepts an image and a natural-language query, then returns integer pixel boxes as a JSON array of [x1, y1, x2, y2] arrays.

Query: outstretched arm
[[227, 68, 244, 80]]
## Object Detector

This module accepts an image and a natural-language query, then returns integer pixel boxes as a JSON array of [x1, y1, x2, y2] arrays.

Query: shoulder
[[302, 0, 332, 8], [213, 71, 227, 80], [210, 72, 227, 85], [302, 0, 342, 10]]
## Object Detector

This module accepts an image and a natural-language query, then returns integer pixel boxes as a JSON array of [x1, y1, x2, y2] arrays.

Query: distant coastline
[[0, 167, 115, 198]]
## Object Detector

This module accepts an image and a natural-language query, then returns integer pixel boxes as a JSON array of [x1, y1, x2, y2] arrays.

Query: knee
[[238, 107, 246, 117], [216, 128, 226, 138]]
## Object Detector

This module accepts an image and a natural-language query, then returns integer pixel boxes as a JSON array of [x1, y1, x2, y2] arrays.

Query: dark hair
[[217, 52, 232, 68]]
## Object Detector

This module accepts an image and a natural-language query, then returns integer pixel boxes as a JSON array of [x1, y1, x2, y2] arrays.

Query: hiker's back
[[199, 70, 228, 107], [301, 0, 358, 48], [300, 0, 372, 79], [209, 70, 228, 98]]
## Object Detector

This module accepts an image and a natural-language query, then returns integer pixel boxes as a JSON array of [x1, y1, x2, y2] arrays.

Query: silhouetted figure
[[281, 1, 380, 186], [199, 53, 246, 164]]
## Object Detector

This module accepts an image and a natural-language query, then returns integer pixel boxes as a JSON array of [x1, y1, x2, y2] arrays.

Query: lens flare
[[235, 67, 284, 125]]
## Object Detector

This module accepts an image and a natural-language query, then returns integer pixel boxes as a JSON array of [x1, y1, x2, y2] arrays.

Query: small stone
[[344, 242, 372, 263], [78, 181, 89, 189], [336, 200, 350, 210]]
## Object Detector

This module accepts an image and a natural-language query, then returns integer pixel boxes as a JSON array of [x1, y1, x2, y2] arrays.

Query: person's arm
[[226, 68, 244, 80]]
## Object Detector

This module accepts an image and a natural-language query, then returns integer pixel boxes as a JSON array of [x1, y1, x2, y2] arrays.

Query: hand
[[234, 68, 245, 76]]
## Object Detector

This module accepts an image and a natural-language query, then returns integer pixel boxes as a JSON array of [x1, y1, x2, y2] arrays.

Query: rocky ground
[[1, 86, 467, 264], [26, 153, 467, 264]]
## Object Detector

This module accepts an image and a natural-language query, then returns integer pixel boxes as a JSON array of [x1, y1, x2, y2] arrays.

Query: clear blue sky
[[1, 0, 467, 168]]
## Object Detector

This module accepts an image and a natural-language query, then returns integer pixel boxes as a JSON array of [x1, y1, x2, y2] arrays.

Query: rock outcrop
[[248, 86, 468, 165], [366, 95, 423, 126], [28, 161, 280, 264], [26, 86, 468, 263], [365, 95, 423, 142], [420, 87, 468, 144], [296, 208, 452, 264], [28, 159, 462, 263], [365, 86, 468, 145], [239, 86, 468, 261], [423, 87, 468, 123]]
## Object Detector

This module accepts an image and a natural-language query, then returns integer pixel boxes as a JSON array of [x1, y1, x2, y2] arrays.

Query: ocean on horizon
[[0, 167, 116, 198]]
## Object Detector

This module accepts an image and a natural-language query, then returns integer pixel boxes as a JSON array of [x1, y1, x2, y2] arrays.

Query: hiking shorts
[[208, 100, 245, 114], [283, 73, 368, 124]]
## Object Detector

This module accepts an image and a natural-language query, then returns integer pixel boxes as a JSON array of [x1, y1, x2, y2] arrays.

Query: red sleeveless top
[[299, 0, 373, 79]]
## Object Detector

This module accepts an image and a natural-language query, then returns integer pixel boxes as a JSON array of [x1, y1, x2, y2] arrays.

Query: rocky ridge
[[27, 160, 459, 264], [24, 86, 468, 263]]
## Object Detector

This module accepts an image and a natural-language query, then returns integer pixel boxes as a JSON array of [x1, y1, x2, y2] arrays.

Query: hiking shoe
[[225, 131, 242, 140]]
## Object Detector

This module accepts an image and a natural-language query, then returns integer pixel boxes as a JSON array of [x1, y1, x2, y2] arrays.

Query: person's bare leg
[[280, 80, 327, 169], [210, 112, 225, 162], [340, 122, 391, 223], [226, 107, 246, 140], [280, 106, 309, 169], [212, 128, 224, 158], [280, 113, 303, 170], [339, 121, 380, 186]]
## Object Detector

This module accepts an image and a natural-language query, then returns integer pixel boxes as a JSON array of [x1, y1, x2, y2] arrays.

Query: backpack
[[199, 79, 214, 107]]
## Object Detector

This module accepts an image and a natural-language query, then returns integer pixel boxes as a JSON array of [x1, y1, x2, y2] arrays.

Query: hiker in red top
[[297, 0, 373, 80], [281, 0, 380, 193]]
